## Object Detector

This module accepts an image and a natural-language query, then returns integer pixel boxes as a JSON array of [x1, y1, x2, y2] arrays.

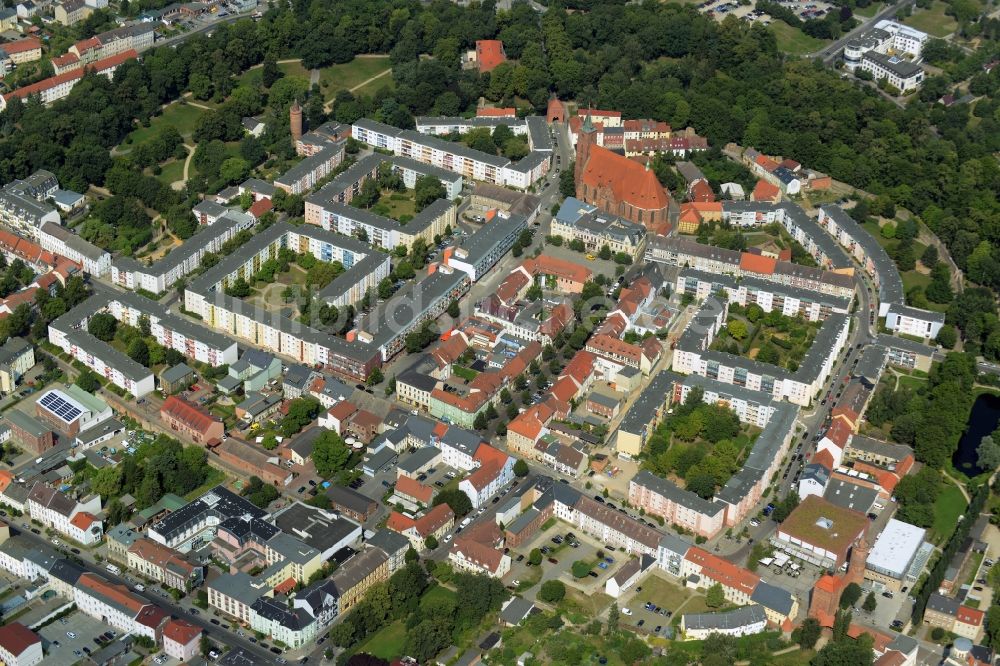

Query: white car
[[444, 534, 453, 542], [621, 608, 633, 616], [512, 579, 520, 586], [66, 631, 77, 639]]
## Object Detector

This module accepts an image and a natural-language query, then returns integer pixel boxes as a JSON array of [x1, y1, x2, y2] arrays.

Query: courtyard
[[710, 306, 821, 373]]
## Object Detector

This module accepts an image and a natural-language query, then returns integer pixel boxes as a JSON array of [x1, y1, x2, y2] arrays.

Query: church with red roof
[[574, 114, 674, 230]]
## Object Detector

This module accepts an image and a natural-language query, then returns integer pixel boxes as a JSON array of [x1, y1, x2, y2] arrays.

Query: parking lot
[[37, 610, 114, 663]]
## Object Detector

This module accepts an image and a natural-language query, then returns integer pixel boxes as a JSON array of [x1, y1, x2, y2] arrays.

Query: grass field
[[897, 374, 928, 391], [239, 60, 312, 88], [854, 2, 882, 17], [768, 21, 829, 56], [320, 56, 392, 94], [127, 102, 207, 143], [931, 485, 968, 544], [154, 158, 186, 186], [558, 586, 613, 624], [904, 1, 959, 37], [632, 574, 692, 611], [419, 585, 456, 609], [373, 190, 417, 219], [356, 621, 407, 660]]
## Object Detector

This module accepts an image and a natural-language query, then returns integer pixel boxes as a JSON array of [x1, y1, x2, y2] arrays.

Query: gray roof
[[854, 345, 888, 383], [658, 532, 692, 558], [876, 333, 936, 357], [272, 502, 358, 555], [193, 199, 228, 218], [631, 470, 724, 516], [331, 547, 388, 596], [276, 141, 345, 190], [208, 571, 262, 606], [865, 50, 923, 78], [76, 418, 126, 447], [554, 196, 597, 225], [675, 162, 706, 184], [5, 410, 51, 437], [888, 302, 945, 325], [927, 592, 960, 617], [325, 484, 377, 514], [451, 214, 526, 268], [847, 435, 912, 463], [500, 597, 536, 625], [161, 363, 195, 384], [750, 581, 795, 615], [617, 371, 681, 435], [365, 529, 410, 558], [822, 478, 879, 513], [364, 446, 398, 472], [683, 604, 767, 631], [819, 204, 903, 305], [40, 222, 107, 261]]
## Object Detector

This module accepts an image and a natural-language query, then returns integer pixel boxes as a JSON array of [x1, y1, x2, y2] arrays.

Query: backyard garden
[[710, 304, 822, 373]]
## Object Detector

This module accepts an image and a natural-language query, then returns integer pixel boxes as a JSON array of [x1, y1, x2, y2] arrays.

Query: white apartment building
[[75, 573, 167, 641], [26, 483, 104, 545], [38, 221, 111, 276]]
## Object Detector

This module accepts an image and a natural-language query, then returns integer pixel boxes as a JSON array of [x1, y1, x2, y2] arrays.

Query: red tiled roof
[[824, 419, 853, 449], [875, 651, 907, 666], [70, 511, 97, 530], [5, 49, 138, 102], [585, 109, 621, 119], [248, 197, 273, 218], [413, 503, 454, 536], [475, 40, 506, 73], [678, 204, 702, 225], [579, 145, 671, 213], [2, 38, 41, 55], [135, 604, 169, 630], [160, 396, 222, 436], [755, 154, 780, 172], [0, 622, 40, 656], [548, 376, 578, 403], [464, 459, 501, 491], [846, 624, 893, 654], [561, 350, 595, 387], [688, 180, 715, 203], [327, 400, 358, 421], [450, 536, 504, 572], [586, 334, 648, 365], [739, 252, 777, 275], [811, 449, 835, 470], [395, 475, 433, 504], [77, 573, 147, 614], [524, 255, 592, 285], [476, 107, 516, 117], [273, 577, 297, 596], [957, 605, 985, 627], [508, 412, 544, 441], [163, 619, 201, 646], [684, 547, 759, 595], [386, 511, 415, 532], [751, 179, 780, 202], [51, 52, 80, 68]]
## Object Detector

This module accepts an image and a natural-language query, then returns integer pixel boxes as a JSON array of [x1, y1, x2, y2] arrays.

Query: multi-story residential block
[[75, 573, 169, 641], [0, 50, 137, 109], [0, 336, 34, 393], [37, 222, 110, 276], [54, 0, 92, 25], [386, 503, 454, 552], [924, 593, 985, 642], [681, 605, 768, 639], [0, 38, 42, 73], [275, 141, 345, 194], [330, 547, 389, 613], [444, 213, 527, 282], [0, 172, 61, 239], [111, 209, 256, 294]]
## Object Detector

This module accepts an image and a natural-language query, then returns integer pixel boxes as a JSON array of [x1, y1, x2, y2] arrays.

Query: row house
[[126, 537, 203, 591], [27, 483, 103, 545], [75, 573, 170, 642], [0, 50, 137, 110]]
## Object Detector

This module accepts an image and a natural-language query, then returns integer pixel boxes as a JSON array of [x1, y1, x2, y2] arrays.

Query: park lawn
[[897, 374, 928, 391], [239, 60, 312, 87], [931, 485, 968, 544], [419, 584, 456, 610], [558, 587, 612, 624], [770, 649, 817, 665], [356, 621, 407, 660], [320, 56, 392, 94], [631, 574, 691, 611], [128, 103, 207, 143], [854, 1, 882, 16], [378, 191, 417, 219], [352, 72, 395, 98], [904, 1, 959, 37], [768, 21, 829, 56], [154, 158, 186, 186]]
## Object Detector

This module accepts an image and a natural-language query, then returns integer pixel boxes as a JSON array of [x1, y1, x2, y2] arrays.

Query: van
[[460, 517, 472, 528], [134, 584, 145, 592], [106, 564, 121, 575]]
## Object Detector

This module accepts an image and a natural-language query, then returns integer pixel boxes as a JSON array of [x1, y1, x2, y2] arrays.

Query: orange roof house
[[477, 107, 516, 117], [677, 204, 703, 234], [688, 180, 715, 203], [751, 179, 781, 203], [739, 252, 777, 276], [160, 396, 225, 444], [576, 142, 672, 230], [395, 475, 434, 505], [755, 153, 780, 173], [475, 40, 507, 73]]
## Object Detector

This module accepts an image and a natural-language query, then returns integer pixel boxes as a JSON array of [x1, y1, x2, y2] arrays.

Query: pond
[[953, 392, 1000, 476]]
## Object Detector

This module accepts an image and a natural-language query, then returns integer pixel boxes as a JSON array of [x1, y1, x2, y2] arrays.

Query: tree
[[513, 459, 529, 477], [446, 299, 460, 318], [529, 548, 542, 565], [797, 617, 822, 649], [771, 492, 800, 523], [977, 435, 1000, 472], [432, 488, 472, 517], [538, 580, 566, 603], [921, 244, 939, 269], [727, 319, 748, 340], [936, 324, 957, 349], [414, 175, 446, 211], [985, 605, 1000, 652], [559, 163, 575, 197], [813, 635, 874, 666], [88, 312, 117, 341], [367, 367, 384, 387], [76, 369, 102, 393], [571, 560, 591, 578], [424, 535, 438, 550], [839, 582, 863, 609], [863, 592, 878, 612], [313, 431, 351, 477], [705, 582, 726, 608], [126, 338, 150, 367], [686, 472, 716, 500], [225, 277, 252, 298], [607, 603, 620, 635]]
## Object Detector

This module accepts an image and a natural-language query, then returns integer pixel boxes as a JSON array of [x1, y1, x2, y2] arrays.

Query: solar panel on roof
[[38, 392, 83, 423]]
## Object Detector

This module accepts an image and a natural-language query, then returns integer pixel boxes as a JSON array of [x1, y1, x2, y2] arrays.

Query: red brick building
[[160, 396, 225, 445], [575, 115, 673, 231]]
